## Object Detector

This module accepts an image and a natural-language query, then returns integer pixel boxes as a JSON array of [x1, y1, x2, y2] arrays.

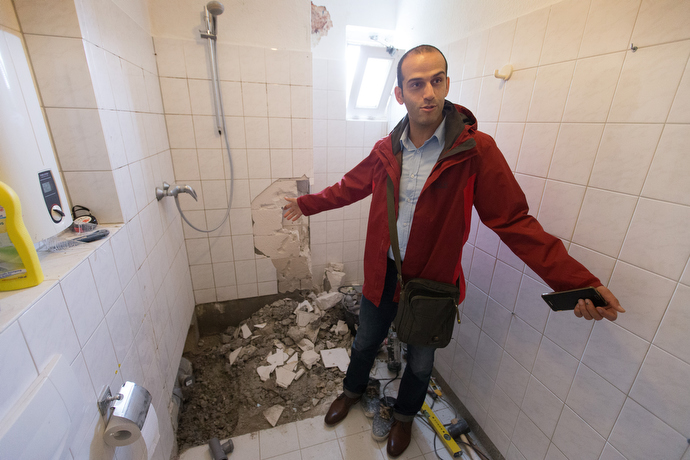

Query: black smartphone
[[541, 287, 607, 311]]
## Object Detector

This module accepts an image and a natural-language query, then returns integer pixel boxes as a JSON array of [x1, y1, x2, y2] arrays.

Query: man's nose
[[422, 82, 434, 99]]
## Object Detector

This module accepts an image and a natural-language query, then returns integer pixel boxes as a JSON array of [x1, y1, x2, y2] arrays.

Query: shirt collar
[[400, 116, 447, 152]]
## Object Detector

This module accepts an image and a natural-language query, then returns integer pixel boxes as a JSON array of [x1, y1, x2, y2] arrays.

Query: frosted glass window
[[356, 58, 392, 108]]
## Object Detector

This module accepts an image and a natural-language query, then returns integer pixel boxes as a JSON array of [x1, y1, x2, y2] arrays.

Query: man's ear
[[394, 86, 404, 105], [444, 77, 450, 97]]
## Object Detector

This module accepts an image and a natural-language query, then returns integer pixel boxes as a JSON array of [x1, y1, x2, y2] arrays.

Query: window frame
[[346, 44, 400, 121]]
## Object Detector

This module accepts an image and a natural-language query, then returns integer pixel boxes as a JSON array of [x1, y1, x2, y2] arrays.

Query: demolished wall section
[[251, 177, 313, 292]]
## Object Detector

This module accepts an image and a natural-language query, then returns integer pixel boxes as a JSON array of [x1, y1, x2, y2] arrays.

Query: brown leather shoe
[[324, 393, 361, 426], [387, 419, 413, 457]]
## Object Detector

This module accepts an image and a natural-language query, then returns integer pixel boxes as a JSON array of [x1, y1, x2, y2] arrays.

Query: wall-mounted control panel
[[38, 170, 64, 223]]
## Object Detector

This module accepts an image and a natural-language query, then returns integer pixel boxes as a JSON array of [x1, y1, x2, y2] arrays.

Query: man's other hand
[[283, 197, 303, 221], [574, 285, 625, 321]]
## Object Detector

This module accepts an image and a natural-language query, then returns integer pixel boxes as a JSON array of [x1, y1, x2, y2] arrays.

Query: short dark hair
[[397, 44, 448, 88]]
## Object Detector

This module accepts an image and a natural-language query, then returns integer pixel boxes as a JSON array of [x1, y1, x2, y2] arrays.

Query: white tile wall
[[306, 57, 384, 287], [2, 1, 195, 459], [437, 1, 690, 459], [155, 37, 315, 302]]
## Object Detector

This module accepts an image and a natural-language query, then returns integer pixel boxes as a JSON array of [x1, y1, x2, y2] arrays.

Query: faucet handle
[[155, 182, 170, 201], [182, 185, 198, 201]]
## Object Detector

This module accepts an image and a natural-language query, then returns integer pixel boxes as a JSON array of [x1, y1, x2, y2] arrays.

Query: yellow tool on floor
[[420, 401, 462, 458], [429, 376, 443, 397]]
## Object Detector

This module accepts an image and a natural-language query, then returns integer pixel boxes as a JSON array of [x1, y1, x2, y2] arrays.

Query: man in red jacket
[[284, 45, 624, 457]]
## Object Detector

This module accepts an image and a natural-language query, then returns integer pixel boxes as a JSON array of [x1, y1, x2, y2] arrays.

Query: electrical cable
[[379, 369, 400, 409]]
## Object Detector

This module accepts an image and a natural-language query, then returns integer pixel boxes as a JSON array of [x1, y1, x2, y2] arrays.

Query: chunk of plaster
[[332, 320, 349, 336], [301, 349, 320, 369], [315, 291, 343, 310]]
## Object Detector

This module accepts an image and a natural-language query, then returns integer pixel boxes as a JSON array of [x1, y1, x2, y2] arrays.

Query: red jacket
[[298, 102, 601, 306]]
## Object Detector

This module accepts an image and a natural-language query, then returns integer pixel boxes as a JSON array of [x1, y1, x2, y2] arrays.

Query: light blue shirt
[[388, 117, 446, 261]]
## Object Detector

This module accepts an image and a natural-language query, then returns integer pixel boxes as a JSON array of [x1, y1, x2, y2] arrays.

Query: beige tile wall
[[434, 1, 690, 459]]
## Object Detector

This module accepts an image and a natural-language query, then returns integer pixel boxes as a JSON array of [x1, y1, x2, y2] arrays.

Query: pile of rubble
[[176, 289, 357, 452]]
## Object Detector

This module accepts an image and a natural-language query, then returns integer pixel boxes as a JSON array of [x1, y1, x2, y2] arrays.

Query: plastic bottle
[[0, 181, 44, 291]]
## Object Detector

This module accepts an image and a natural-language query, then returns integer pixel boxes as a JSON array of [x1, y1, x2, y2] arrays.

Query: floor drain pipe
[[208, 437, 234, 460]]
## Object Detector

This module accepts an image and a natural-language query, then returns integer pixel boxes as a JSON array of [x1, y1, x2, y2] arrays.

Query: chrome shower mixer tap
[[155, 182, 198, 202]]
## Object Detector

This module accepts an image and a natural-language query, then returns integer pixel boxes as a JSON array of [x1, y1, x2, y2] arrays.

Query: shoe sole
[[371, 430, 390, 442], [362, 405, 377, 418]]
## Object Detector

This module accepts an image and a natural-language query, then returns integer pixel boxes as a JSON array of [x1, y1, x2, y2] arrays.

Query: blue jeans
[[342, 258, 436, 421]]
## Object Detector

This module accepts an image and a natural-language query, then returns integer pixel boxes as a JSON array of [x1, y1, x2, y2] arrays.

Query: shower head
[[206, 1, 224, 16]]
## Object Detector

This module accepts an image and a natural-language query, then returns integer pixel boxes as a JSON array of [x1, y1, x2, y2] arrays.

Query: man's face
[[394, 50, 450, 130]]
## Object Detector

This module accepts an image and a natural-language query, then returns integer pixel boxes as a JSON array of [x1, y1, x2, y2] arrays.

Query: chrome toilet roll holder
[[97, 386, 123, 418], [98, 382, 152, 425]]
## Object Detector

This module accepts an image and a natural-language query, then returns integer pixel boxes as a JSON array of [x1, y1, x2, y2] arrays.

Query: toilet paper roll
[[104, 404, 159, 457], [141, 405, 160, 460]]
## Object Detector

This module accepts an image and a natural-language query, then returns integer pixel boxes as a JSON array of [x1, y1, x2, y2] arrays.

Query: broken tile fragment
[[257, 365, 275, 382], [267, 349, 287, 366], [263, 405, 284, 427], [241, 324, 252, 339], [281, 361, 298, 373], [294, 368, 306, 380], [314, 291, 343, 310], [297, 338, 315, 352], [273, 339, 286, 349], [285, 348, 296, 359], [227, 347, 243, 365], [275, 367, 297, 388], [326, 341, 336, 349], [296, 311, 319, 327], [301, 350, 320, 369], [294, 300, 313, 313], [254, 323, 267, 329], [320, 348, 350, 372], [286, 352, 298, 364]]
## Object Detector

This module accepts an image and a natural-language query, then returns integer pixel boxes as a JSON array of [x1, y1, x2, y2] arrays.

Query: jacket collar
[[387, 101, 477, 168]]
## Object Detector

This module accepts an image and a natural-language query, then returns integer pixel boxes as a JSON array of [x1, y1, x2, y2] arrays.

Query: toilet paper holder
[[98, 381, 152, 427]]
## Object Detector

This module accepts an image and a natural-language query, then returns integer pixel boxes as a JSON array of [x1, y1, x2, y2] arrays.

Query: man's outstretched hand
[[283, 197, 303, 221], [574, 285, 625, 321]]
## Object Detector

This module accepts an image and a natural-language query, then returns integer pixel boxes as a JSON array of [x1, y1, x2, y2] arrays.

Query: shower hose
[[175, 32, 234, 233]]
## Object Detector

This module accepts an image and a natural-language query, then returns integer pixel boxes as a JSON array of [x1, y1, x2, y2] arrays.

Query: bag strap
[[386, 175, 405, 289]]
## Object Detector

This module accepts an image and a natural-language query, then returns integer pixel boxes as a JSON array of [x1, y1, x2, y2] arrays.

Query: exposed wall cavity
[[251, 177, 313, 293], [311, 2, 333, 47]]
